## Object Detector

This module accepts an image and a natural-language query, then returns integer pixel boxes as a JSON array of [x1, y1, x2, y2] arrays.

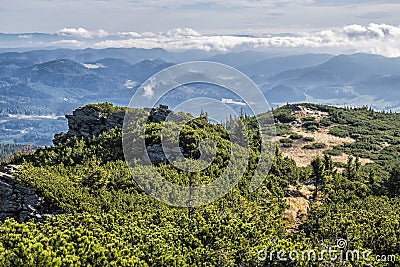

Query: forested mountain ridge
[[0, 102, 398, 266], [1, 50, 399, 146]]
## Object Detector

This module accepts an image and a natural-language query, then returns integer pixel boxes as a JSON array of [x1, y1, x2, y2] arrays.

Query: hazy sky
[[1, 0, 400, 56], [1, 0, 400, 34]]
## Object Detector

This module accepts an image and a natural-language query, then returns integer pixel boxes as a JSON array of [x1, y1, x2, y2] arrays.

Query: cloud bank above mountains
[[1, 23, 400, 57]]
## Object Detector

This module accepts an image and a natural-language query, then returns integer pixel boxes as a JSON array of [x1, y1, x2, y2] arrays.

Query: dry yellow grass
[[284, 185, 313, 229], [298, 185, 315, 199], [284, 196, 310, 230], [277, 127, 374, 166], [276, 106, 374, 167], [331, 153, 374, 165], [294, 106, 329, 122], [279, 106, 375, 232], [284, 209, 297, 225], [276, 129, 353, 167], [285, 197, 309, 215]]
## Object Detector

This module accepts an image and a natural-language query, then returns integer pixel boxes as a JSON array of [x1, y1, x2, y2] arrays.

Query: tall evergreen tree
[[386, 167, 400, 197], [311, 156, 325, 199]]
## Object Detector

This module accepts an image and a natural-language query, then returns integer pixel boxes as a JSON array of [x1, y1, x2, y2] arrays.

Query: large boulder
[[0, 165, 61, 222], [53, 104, 173, 145]]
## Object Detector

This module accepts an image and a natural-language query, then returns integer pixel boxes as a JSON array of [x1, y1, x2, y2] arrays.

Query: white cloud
[[142, 32, 158, 38], [91, 24, 400, 57], [143, 78, 156, 98], [344, 23, 400, 39], [124, 79, 138, 89], [57, 27, 109, 38], [18, 34, 32, 39], [221, 98, 246, 106], [51, 39, 84, 47], [3, 24, 400, 57], [117, 32, 142, 38], [166, 28, 202, 37], [119, 0, 314, 9], [217, 75, 235, 80], [2, 0, 400, 36], [82, 63, 106, 69]]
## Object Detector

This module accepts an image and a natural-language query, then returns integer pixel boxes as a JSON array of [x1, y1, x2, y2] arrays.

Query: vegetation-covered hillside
[[0, 103, 399, 266], [0, 143, 34, 162], [274, 103, 400, 167]]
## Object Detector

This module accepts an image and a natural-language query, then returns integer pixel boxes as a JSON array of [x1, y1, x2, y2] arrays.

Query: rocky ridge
[[53, 104, 173, 145], [53, 103, 189, 164], [53, 104, 183, 163], [53, 105, 125, 145], [0, 165, 60, 222]]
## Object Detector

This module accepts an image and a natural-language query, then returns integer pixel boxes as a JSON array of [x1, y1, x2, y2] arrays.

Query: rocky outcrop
[[0, 165, 60, 222], [53, 104, 173, 145], [65, 108, 125, 137], [53, 106, 125, 145], [145, 144, 185, 164], [53, 103, 186, 164], [147, 104, 172, 123]]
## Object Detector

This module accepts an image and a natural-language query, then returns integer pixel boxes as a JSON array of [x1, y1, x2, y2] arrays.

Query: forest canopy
[[0, 103, 399, 266]]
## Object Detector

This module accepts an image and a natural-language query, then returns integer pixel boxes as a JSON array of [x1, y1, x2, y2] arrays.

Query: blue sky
[[1, 0, 399, 34]]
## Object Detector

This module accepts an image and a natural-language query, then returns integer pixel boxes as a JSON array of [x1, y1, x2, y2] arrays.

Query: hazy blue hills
[[259, 53, 400, 107], [264, 85, 306, 103], [268, 53, 400, 85], [0, 48, 399, 145], [0, 55, 174, 145], [240, 53, 334, 83], [207, 51, 273, 67]]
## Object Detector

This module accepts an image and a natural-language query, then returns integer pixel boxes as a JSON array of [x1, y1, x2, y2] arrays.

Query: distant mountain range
[[259, 53, 400, 108], [0, 48, 399, 145]]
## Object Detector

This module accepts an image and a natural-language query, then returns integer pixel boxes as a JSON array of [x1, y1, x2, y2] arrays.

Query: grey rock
[[0, 165, 21, 173], [0, 172, 15, 183], [15, 184, 37, 195], [0, 166, 61, 222], [0, 180, 13, 196], [54, 104, 175, 144], [53, 104, 186, 165], [0, 199, 20, 212], [54, 106, 128, 144]]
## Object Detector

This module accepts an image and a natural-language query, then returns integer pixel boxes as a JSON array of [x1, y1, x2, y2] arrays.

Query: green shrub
[[303, 142, 326, 150], [303, 136, 315, 142], [276, 124, 291, 136], [273, 108, 297, 123], [305, 124, 319, 132], [302, 117, 316, 122], [85, 102, 127, 113], [329, 127, 350, 138], [289, 133, 303, 140], [324, 147, 342, 156], [280, 138, 293, 147], [3, 103, 399, 266]]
